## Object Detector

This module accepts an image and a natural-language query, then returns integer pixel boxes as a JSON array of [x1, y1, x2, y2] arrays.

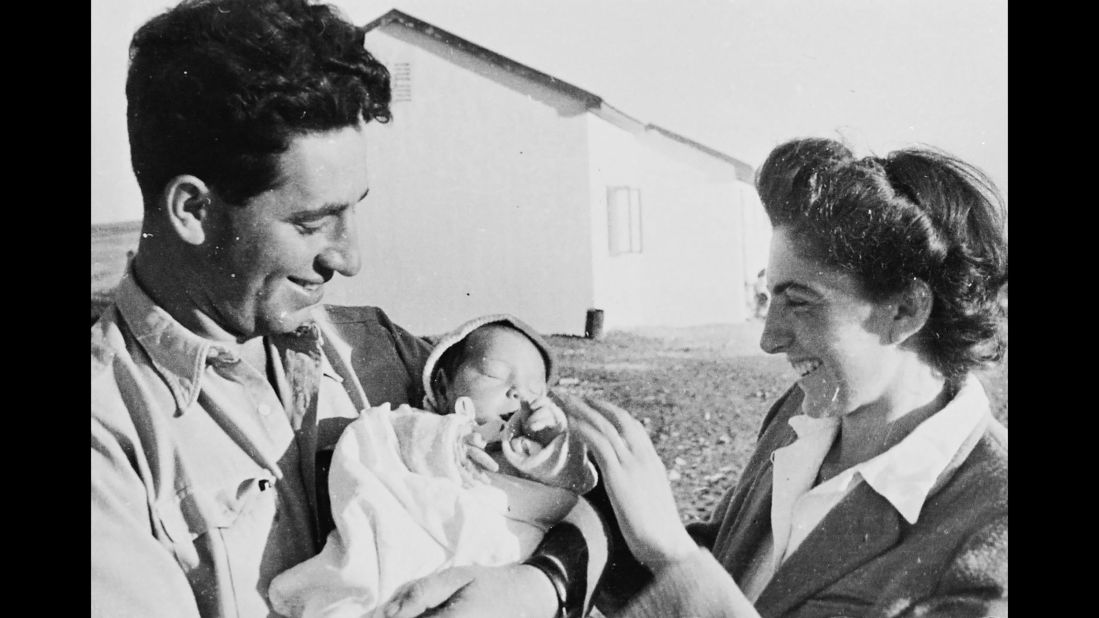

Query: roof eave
[[364, 9, 602, 107], [363, 9, 753, 180]]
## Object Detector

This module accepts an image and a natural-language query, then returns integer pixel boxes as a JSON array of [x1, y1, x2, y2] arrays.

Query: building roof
[[363, 9, 753, 181]]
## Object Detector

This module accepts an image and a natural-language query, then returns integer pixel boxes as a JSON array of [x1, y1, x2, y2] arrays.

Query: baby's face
[[446, 325, 548, 432]]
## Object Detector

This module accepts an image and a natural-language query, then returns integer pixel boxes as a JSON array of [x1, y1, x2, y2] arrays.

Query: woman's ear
[[890, 278, 934, 345], [160, 175, 214, 246]]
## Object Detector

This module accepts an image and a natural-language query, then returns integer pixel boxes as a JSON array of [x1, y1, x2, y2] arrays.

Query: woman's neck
[[824, 361, 952, 478]]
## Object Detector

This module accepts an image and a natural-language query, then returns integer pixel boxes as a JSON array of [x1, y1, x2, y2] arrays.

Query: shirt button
[[258, 404, 273, 416]]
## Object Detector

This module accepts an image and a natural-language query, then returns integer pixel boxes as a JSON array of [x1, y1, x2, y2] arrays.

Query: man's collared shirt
[[739, 375, 990, 602], [92, 271, 364, 617]]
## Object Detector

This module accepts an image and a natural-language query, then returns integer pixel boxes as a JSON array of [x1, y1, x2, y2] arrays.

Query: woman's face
[[760, 227, 902, 419]]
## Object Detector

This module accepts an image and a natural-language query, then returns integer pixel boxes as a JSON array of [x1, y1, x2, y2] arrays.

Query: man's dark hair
[[126, 0, 391, 208]]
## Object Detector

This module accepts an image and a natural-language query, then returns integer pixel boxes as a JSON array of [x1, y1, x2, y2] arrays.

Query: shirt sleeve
[[92, 418, 201, 618], [371, 307, 434, 406], [615, 548, 762, 618], [323, 305, 434, 411]]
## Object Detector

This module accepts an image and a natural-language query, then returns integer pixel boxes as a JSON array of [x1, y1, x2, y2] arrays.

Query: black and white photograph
[[92, 1, 1008, 616]]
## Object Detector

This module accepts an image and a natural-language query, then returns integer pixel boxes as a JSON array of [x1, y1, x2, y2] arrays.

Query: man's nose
[[319, 215, 361, 277]]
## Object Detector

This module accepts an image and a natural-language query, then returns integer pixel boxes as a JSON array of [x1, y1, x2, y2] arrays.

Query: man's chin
[[259, 305, 319, 337]]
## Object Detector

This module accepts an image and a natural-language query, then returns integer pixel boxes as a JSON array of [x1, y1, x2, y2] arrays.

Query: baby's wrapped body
[[268, 401, 596, 618]]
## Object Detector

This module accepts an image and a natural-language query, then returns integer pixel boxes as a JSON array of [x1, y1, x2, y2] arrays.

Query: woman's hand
[[554, 392, 698, 572]]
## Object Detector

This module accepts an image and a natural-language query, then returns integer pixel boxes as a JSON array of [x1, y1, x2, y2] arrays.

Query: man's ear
[[160, 175, 214, 246], [890, 278, 934, 345]]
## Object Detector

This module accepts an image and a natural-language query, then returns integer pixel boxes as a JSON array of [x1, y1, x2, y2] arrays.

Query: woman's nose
[[759, 305, 790, 355]]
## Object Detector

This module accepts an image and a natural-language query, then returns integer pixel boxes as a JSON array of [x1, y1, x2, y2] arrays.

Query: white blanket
[[268, 403, 590, 618]]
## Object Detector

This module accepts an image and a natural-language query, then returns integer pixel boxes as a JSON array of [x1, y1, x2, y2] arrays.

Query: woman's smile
[[790, 358, 822, 378]]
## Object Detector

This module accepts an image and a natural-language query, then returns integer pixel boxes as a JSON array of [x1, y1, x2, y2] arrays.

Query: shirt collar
[[854, 375, 989, 523], [787, 413, 840, 443], [114, 269, 329, 411], [114, 271, 228, 412], [800, 375, 991, 524], [317, 346, 342, 382], [770, 413, 841, 560], [304, 308, 343, 383]]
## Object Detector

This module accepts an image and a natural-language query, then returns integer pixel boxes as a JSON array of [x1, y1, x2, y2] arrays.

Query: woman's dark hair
[[126, 0, 392, 207], [756, 137, 1008, 382]]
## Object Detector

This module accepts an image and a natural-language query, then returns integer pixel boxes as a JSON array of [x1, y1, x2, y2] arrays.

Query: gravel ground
[[547, 321, 1008, 524]]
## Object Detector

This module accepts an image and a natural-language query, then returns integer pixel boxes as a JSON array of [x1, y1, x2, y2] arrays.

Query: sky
[[91, 0, 1007, 224]]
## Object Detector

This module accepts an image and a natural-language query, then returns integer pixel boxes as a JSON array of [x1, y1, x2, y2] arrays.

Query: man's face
[[200, 122, 370, 339]]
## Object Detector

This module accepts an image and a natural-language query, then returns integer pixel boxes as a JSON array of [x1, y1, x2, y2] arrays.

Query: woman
[[562, 137, 1008, 618]]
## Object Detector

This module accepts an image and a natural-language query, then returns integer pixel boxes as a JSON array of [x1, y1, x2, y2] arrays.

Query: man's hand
[[384, 563, 558, 618]]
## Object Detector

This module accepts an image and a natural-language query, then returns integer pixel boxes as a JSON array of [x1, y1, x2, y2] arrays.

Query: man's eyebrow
[[290, 189, 370, 221], [288, 203, 347, 222]]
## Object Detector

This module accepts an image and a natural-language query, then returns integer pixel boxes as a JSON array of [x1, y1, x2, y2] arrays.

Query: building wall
[[588, 118, 756, 329], [637, 165, 749, 326], [325, 25, 596, 336], [586, 119, 648, 329]]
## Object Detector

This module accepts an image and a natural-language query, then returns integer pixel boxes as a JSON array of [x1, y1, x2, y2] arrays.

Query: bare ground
[[547, 321, 1008, 524]]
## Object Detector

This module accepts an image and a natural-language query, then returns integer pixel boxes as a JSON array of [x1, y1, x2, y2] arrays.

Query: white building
[[325, 10, 771, 336]]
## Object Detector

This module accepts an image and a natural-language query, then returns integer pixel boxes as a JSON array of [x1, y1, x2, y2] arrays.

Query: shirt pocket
[[155, 472, 278, 571]]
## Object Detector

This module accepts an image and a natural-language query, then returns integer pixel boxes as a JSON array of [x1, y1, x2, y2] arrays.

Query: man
[[91, 1, 606, 616]]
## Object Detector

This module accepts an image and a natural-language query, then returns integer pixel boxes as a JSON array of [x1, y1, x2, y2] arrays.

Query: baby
[[269, 314, 597, 618]]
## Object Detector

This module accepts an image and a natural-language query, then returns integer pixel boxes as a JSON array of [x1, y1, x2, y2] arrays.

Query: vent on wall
[[392, 62, 412, 103]]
